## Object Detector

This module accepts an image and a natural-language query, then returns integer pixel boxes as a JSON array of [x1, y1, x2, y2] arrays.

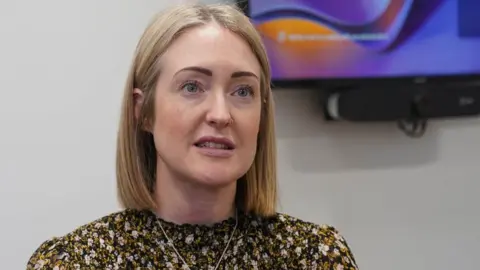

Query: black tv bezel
[[237, 0, 480, 89]]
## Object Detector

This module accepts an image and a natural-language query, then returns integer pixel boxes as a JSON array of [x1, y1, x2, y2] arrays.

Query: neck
[[154, 167, 237, 225]]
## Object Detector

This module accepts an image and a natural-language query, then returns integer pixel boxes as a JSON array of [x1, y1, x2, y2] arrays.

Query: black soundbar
[[325, 83, 480, 122]]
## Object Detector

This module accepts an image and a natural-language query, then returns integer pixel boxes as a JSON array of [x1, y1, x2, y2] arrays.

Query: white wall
[[275, 90, 480, 270], [0, 1, 478, 269]]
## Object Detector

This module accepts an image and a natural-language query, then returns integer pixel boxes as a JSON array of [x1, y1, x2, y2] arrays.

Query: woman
[[27, 3, 358, 269]]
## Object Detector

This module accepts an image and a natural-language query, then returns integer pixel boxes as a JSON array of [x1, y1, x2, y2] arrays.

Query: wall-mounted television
[[239, 0, 480, 87]]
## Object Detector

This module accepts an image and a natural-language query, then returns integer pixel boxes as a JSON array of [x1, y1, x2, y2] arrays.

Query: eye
[[233, 86, 254, 98], [181, 80, 201, 94]]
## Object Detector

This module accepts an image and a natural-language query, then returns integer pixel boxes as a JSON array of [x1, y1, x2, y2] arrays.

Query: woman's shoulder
[[254, 212, 359, 269], [259, 212, 349, 241], [27, 209, 146, 269]]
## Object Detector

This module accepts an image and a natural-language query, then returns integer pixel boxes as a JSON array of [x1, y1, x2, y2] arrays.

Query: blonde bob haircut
[[116, 3, 277, 217]]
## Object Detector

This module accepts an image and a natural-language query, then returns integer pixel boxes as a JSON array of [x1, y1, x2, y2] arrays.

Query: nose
[[205, 93, 232, 128]]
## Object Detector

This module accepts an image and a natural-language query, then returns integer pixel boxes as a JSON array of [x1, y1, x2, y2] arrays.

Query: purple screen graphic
[[249, 0, 480, 80]]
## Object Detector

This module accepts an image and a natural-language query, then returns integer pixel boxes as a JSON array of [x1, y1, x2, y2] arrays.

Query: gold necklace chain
[[156, 209, 238, 270]]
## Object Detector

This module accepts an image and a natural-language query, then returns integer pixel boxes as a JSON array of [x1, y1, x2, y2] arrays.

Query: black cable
[[397, 95, 428, 138], [397, 118, 427, 138]]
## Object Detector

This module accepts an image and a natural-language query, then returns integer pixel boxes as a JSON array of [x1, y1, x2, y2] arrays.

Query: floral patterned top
[[27, 209, 358, 269]]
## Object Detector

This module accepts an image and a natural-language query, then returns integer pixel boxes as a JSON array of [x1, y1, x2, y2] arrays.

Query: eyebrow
[[175, 66, 259, 80]]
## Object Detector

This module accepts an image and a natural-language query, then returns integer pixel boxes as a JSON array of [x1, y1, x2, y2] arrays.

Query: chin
[[187, 162, 244, 188], [191, 170, 239, 188], [184, 152, 250, 188]]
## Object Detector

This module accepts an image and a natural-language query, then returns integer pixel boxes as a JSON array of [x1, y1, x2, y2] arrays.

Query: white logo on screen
[[277, 31, 287, 43]]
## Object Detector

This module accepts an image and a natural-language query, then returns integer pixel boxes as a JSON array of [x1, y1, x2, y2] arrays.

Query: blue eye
[[234, 86, 253, 97], [181, 81, 200, 93]]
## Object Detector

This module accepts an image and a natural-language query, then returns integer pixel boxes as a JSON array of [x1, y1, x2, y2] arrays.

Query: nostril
[[206, 116, 233, 126]]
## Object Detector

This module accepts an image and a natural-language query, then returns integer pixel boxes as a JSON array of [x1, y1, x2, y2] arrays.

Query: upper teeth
[[198, 142, 229, 149]]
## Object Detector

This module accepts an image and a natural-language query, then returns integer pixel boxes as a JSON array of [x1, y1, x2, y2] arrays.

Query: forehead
[[160, 23, 261, 76]]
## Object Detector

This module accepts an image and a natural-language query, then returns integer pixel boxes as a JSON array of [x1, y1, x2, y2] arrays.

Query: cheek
[[237, 110, 261, 148], [152, 100, 190, 147]]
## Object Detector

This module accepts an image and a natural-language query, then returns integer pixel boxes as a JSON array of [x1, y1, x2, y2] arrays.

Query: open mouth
[[193, 136, 235, 151], [194, 142, 234, 150]]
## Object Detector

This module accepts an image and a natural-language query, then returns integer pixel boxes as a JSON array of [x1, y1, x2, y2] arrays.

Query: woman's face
[[143, 22, 262, 187]]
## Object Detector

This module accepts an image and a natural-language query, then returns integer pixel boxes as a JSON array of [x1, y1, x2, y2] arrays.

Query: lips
[[194, 136, 235, 150]]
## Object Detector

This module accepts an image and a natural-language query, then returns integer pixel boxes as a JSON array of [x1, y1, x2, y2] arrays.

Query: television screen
[[247, 0, 480, 81]]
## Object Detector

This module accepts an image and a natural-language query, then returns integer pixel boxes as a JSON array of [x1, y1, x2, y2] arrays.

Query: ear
[[133, 88, 144, 121], [133, 88, 154, 132]]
